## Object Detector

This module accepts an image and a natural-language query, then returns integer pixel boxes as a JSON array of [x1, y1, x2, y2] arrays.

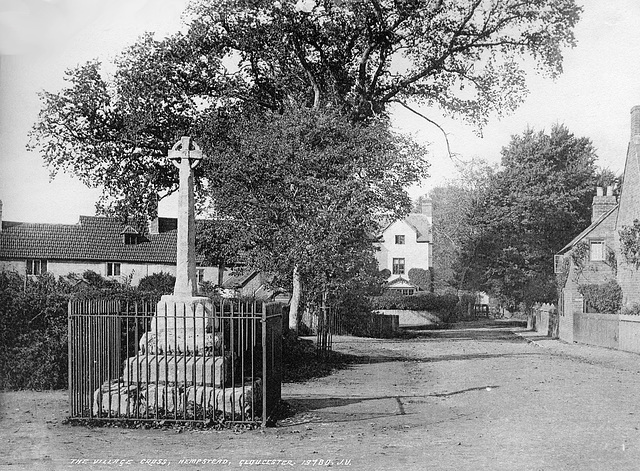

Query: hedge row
[[0, 271, 171, 390], [370, 292, 459, 312]]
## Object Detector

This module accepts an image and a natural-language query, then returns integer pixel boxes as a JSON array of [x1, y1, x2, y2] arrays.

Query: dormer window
[[120, 225, 140, 245], [124, 234, 138, 245]]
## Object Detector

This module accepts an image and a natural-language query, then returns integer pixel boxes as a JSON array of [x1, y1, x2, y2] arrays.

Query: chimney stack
[[631, 105, 640, 141], [592, 186, 617, 223]]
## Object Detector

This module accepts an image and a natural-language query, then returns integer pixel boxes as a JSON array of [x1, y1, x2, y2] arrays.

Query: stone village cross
[[168, 136, 202, 298], [138, 136, 214, 354]]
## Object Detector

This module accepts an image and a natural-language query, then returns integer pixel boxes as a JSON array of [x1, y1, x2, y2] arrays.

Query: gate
[[68, 298, 282, 426], [316, 299, 334, 355]]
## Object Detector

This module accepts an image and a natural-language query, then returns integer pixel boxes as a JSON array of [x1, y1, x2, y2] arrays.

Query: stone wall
[[375, 309, 441, 327], [618, 315, 640, 353], [573, 313, 619, 349]]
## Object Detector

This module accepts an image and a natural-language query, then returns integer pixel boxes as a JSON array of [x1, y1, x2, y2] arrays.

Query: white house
[[375, 199, 433, 294]]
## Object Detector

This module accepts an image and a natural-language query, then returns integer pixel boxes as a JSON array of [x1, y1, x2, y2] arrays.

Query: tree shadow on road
[[278, 386, 501, 425]]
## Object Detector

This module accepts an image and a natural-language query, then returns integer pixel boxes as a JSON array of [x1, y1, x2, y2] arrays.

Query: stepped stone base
[[123, 352, 236, 387], [93, 379, 261, 417]]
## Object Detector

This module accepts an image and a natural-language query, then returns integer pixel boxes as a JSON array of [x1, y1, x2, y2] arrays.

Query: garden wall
[[618, 315, 640, 353], [375, 309, 441, 327], [573, 313, 619, 350]]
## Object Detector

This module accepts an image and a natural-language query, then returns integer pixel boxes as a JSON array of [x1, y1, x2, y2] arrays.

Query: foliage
[[137, 272, 176, 295], [370, 292, 458, 312], [619, 219, 640, 270], [199, 107, 427, 326], [0, 272, 159, 390], [0, 273, 68, 390], [621, 303, 640, 316], [408, 268, 432, 291], [570, 241, 590, 281], [457, 125, 603, 310], [28, 0, 582, 331], [187, 0, 581, 122], [578, 280, 622, 314], [555, 255, 570, 293], [428, 158, 497, 291]]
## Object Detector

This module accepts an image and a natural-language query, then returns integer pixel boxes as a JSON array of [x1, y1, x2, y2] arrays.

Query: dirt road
[[4, 321, 640, 471]]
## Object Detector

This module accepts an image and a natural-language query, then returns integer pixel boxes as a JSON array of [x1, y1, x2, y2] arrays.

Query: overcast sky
[[1, 0, 640, 224]]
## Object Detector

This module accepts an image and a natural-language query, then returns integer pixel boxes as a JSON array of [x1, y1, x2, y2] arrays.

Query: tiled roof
[[557, 205, 619, 255], [404, 213, 432, 242], [0, 216, 178, 264]]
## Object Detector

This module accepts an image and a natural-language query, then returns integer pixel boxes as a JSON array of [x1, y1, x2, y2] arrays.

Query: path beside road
[[3, 322, 640, 470]]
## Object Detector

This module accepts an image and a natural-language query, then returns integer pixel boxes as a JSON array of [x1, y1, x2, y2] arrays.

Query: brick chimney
[[592, 186, 617, 222], [632, 105, 640, 142]]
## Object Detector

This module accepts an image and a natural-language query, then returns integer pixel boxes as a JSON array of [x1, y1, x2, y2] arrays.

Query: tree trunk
[[217, 260, 225, 287], [289, 265, 302, 334]]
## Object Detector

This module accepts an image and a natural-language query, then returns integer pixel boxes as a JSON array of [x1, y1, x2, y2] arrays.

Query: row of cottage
[[550, 106, 640, 350], [0, 199, 433, 298]]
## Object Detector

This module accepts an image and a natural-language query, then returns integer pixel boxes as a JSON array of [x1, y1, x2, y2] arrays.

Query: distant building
[[555, 105, 640, 342], [0, 208, 222, 286], [375, 198, 433, 294]]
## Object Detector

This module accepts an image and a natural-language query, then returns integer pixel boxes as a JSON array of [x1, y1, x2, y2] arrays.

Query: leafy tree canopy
[[457, 124, 608, 309]]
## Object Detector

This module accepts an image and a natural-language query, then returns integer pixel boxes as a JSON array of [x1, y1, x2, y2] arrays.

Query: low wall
[[573, 312, 619, 350], [619, 315, 640, 353], [375, 310, 441, 327], [335, 313, 399, 338], [529, 304, 557, 337]]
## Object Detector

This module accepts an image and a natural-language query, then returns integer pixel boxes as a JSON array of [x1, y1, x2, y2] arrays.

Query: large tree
[[428, 158, 496, 292], [28, 0, 582, 327], [459, 125, 606, 310], [198, 106, 427, 329]]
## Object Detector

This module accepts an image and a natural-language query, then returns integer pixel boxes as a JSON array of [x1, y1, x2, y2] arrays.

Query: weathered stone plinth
[[140, 295, 215, 354], [93, 379, 262, 417], [123, 352, 236, 387]]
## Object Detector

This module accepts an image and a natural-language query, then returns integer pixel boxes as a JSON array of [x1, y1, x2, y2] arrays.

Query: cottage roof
[[386, 276, 418, 288], [0, 216, 181, 264], [381, 213, 432, 243], [557, 205, 619, 255]]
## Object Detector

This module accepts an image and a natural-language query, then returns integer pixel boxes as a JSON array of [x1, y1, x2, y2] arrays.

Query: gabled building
[[555, 187, 618, 342], [375, 198, 433, 294], [0, 206, 222, 286], [555, 105, 640, 344]]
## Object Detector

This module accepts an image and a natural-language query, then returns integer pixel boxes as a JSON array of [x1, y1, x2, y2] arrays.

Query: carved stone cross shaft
[[168, 136, 203, 297]]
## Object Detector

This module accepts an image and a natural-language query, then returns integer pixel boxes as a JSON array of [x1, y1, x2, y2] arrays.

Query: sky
[[1, 0, 640, 224]]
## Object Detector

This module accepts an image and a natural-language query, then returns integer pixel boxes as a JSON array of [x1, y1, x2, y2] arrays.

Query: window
[[395, 235, 405, 244], [554, 255, 563, 274], [107, 262, 121, 277], [590, 241, 605, 261], [124, 234, 138, 245], [26, 259, 47, 275], [196, 267, 205, 285], [392, 258, 405, 275]]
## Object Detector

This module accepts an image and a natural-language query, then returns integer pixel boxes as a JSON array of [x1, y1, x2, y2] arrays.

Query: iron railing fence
[[68, 298, 282, 427], [316, 304, 334, 356]]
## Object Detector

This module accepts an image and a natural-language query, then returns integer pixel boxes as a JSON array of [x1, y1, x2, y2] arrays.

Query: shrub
[[138, 272, 176, 294], [408, 268, 432, 291], [578, 280, 623, 314]]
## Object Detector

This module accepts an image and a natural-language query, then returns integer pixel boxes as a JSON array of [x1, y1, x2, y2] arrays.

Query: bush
[[408, 268, 432, 291], [578, 280, 623, 314], [138, 272, 176, 294], [0, 272, 68, 390]]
